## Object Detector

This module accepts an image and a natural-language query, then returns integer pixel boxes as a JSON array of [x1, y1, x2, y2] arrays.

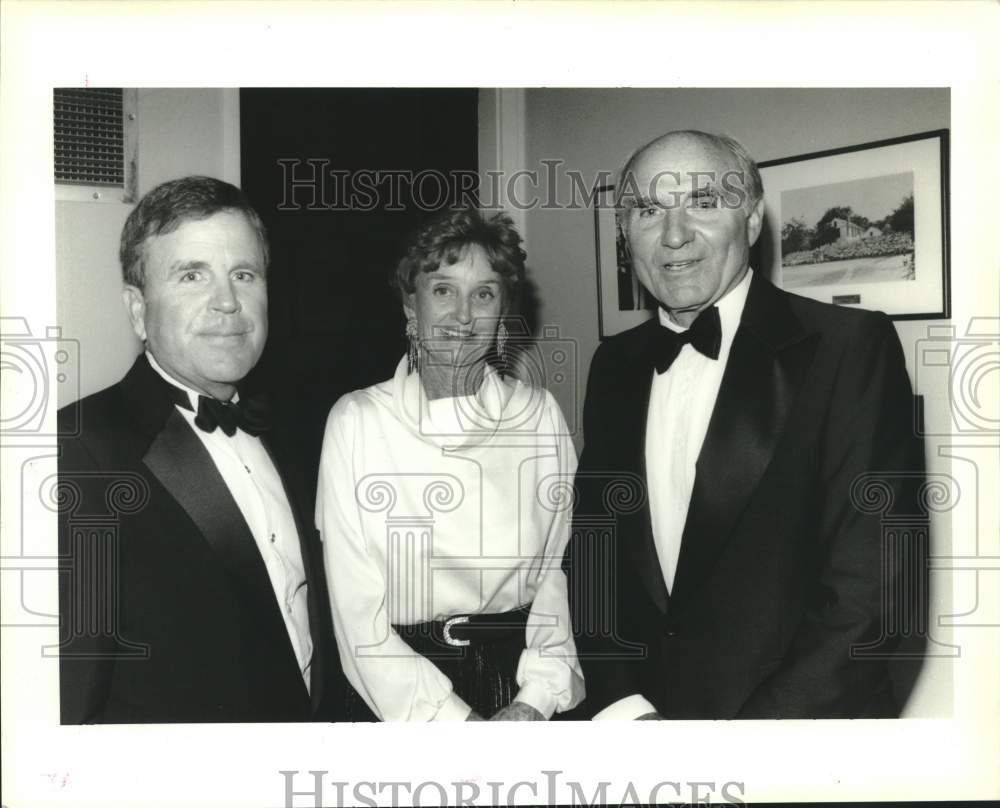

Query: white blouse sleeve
[[513, 391, 586, 717], [316, 396, 472, 721]]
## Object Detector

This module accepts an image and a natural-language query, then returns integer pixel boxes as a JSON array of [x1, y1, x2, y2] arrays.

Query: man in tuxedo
[[57, 176, 346, 723], [567, 131, 925, 719]]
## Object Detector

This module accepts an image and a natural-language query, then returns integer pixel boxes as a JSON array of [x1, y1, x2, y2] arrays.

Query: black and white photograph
[[779, 172, 916, 289], [757, 130, 950, 319], [1, 3, 998, 808]]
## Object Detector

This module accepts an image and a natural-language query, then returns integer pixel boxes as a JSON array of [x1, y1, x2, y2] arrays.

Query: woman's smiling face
[[405, 243, 504, 369]]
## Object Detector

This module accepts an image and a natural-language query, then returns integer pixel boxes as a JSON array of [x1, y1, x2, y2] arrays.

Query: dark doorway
[[239, 88, 479, 490]]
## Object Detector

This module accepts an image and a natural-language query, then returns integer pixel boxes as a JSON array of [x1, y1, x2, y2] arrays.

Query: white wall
[[481, 87, 952, 717], [56, 88, 241, 404]]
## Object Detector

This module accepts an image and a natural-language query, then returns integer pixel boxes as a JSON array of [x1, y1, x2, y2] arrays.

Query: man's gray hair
[[119, 175, 269, 290]]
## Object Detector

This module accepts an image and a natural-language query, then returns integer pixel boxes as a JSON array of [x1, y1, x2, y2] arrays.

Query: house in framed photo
[[831, 216, 865, 241]]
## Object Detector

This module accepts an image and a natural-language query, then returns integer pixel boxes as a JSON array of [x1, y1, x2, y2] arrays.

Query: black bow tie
[[162, 380, 271, 437], [652, 306, 722, 374], [194, 394, 272, 437]]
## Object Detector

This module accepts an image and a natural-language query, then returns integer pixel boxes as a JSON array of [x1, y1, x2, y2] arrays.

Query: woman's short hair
[[120, 175, 269, 289], [393, 207, 526, 309]]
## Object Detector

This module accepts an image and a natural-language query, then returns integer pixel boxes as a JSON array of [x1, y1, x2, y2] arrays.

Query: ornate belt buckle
[[442, 615, 471, 647]]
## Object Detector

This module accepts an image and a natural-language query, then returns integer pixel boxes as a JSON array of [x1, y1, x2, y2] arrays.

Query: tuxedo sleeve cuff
[[513, 681, 558, 719], [431, 691, 474, 721], [592, 694, 657, 720]]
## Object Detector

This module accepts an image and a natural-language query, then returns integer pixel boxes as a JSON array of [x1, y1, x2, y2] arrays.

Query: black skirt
[[343, 605, 530, 721]]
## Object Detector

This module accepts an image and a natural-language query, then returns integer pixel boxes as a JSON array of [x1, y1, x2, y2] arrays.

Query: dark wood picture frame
[[757, 130, 950, 320], [593, 184, 656, 338]]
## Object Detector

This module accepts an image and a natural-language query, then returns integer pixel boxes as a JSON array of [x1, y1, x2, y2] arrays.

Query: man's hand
[[490, 702, 545, 721], [635, 711, 665, 720]]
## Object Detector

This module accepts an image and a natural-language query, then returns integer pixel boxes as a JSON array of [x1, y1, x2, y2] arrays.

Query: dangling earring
[[496, 320, 508, 369], [406, 317, 419, 374]]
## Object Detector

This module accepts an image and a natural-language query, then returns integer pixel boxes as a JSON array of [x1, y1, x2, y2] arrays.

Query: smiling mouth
[[661, 259, 702, 270], [434, 329, 477, 339]]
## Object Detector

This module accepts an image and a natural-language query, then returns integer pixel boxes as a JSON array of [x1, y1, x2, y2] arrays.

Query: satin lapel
[[120, 353, 180, 443], [142, 409, 280, 620], [260, 434, 325, 714], [670, 277, 818, 608], [124, 355, 307, 706], [616, 321, 671, 615]]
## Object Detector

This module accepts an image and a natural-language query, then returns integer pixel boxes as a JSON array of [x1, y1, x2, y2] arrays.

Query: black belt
[[393, 604, 531, 648]]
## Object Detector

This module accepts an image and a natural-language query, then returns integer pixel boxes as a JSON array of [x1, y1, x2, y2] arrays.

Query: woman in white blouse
[[316, 208, 584, 721]]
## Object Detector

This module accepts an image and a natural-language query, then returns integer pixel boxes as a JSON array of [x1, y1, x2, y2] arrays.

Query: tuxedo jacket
[[566, 272, 926, 719], [57, 354, 348, 723]]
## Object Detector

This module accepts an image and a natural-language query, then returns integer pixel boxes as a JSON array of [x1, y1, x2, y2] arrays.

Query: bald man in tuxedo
[[567, 131, 926, 719]]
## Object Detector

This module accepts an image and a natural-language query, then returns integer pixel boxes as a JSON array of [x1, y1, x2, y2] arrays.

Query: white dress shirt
[[316, 357, 585, 721], [146, 351, 313, 692], [594, 269, 753, 720]]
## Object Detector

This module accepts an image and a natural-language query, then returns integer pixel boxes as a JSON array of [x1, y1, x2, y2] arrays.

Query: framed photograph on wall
[[757, 130, 950, 320], [593, 184, 656, 338]]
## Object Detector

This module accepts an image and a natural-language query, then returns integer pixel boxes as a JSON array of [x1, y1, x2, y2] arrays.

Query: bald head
[[617, 130, 763, 217]]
